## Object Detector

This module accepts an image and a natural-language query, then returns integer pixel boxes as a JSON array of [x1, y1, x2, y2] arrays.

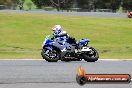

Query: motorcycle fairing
[[79, 39, 89, 45]]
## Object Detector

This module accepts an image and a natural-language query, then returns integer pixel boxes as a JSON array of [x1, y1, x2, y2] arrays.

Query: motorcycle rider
[[127, 11, 132, 18], [52, 25, 69, 45]]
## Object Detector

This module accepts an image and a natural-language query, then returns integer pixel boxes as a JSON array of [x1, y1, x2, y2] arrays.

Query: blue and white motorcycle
[[41, 35, 99, 62]]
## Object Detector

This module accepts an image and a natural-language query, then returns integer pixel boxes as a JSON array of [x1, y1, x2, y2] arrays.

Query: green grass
[[0, 12, 132, 59]]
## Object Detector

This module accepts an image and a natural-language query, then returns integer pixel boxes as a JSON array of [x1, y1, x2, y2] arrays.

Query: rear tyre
[[83, 47, 99, 62], [61, 59, 71, 62], [41, 48, 60, 62]]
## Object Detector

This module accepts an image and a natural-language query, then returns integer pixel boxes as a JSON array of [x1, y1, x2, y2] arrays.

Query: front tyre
[[83, 47, 99, 62], [128, 14, 132, 18], [41, 48, 60, 62]]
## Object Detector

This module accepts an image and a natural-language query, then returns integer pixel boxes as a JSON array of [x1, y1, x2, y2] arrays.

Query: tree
[[31, 0, 50, 9], [26, 2, 32, 10], [49, 0, 75, 11], [31, 0, 132, 11], [31, 0, 74, 11], [16, 0, 25, 10], [0, 0, 18, 9], [0, 0, 6, 5], [76, 0, 90, 11], [110, 0, 120, 12], [122, 0, 132, 10], [76, 0, 98, 11]]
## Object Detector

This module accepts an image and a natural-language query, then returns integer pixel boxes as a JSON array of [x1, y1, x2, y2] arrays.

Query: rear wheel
[[41, 48, 60, 62], [83, 47, 99, 62]]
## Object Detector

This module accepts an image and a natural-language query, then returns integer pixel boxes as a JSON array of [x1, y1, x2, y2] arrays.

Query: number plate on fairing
[[81, 47, 91, 52]]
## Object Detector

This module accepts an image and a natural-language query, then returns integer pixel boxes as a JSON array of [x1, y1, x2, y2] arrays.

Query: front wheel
[[128, 15, 132, 18], [83, 47, 99, 62], [41, 48, 60, 62]]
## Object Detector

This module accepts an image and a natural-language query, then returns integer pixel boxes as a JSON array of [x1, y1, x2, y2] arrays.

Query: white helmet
[[52, 25, 61, 31]]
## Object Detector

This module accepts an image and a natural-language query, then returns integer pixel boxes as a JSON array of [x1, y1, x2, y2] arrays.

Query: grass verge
[[0, 12, 132, 59]]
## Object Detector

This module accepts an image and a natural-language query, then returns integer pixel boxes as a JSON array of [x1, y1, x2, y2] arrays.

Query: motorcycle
[[127, 12, 132, 18], [41, 35, 99, 62]]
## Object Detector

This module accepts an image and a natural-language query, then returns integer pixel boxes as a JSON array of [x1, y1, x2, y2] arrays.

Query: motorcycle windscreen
[[79, 39, 89, 45]]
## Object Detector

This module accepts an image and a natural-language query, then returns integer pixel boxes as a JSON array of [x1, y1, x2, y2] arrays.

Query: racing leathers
[[53, 29, 69, 45]]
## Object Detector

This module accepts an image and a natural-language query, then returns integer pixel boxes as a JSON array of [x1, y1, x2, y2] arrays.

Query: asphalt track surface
[[0, 10, 127, 18], [0, 60, 131, 88]]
